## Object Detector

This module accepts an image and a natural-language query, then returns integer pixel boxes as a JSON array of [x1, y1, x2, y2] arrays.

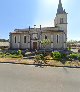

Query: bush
[[44, 55, 53, 60], [0, 50, 23, 58], [35, 54, 45, 61], [51, 52, 61, 61], [2, 54, 6, 58], [61, 53, 67, 58], [19, 55, 23, 58], [60, 53, 68, 63], [10, 50, 17, 55], [6, 52, 10, 55], [35, 55, 41, 61], [1, 47, 5, 50], [39, 54, 44, 60], [77, 54, 80, 61], [10, 54, 23, 58], [69, 53, 78, 60], [78, 56, 80, 61], [0, 52, 3, 55], [68, 46, 71, 51], [17, 50, 22, 55]]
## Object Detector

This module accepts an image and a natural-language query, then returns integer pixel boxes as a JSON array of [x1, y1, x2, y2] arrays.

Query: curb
[[0, 62, 80, 68]]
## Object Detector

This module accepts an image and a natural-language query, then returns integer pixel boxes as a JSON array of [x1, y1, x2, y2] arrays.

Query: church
[[9, 0, 68, 50]]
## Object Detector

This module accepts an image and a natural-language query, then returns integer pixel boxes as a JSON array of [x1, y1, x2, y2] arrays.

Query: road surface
[[0, 64, 80, 92]]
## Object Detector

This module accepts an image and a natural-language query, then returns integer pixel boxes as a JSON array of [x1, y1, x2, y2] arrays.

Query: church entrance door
[[33, 42, 37, 50]]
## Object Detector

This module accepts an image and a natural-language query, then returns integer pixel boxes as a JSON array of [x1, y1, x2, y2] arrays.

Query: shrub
[[6, 52, 10, 55], [51, 52, 61, 61], [17, 50, 22, 55], [44, 55, 53, 60], [68, 46, 71, 51], [61, 53, 67, 58], [10, 50, 17, 55], [19, 55, 23, 58], [35, 55, 41, 61], [60, 53, 68, 63], [69, 53, 78, 59], [0, 52, 3, 55], [39, 54, 44, 60], [2, 54, 6, 58], [1, 47, 5, 50], [77, 54, 80, 61], [35, 54, 45, 61], [10, 54, 23, 58]]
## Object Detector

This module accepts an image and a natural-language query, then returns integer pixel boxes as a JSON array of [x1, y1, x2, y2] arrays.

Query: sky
[[0, 0, 79, 41]]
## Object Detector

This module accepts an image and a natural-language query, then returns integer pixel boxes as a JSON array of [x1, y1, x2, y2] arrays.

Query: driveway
[[0, 64, 80, 92]]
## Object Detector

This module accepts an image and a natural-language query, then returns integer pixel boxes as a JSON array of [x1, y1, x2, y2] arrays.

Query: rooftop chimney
[[34, 25, 36, 29], [40, 25, 41, 30], [29, 26, 30, 31]]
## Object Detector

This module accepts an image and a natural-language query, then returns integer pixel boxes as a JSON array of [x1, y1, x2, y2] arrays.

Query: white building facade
[[9, 0, 68, 50]]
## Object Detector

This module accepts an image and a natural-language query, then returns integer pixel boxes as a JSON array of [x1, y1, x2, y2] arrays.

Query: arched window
[[45, 35, 47, 39], [24, 36, 26, 43], [57, 35, 59, 43], [14, 36, 16, 43]]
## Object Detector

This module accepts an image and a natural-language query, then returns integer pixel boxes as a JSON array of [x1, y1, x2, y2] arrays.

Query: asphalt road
[[0, 64, 80, 92]]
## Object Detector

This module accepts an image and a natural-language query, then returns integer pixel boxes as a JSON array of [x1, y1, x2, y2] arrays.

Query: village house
[[9, 0, 68, 50]]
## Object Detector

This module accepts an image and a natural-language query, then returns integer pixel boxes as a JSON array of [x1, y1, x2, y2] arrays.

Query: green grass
[[0, 53, 23, 58]]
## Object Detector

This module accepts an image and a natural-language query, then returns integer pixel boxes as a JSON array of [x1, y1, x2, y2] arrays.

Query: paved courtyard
[[0, 64, 80, 92]]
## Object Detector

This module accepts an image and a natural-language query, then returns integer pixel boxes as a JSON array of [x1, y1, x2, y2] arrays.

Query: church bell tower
[[54, 0, 68, 48]]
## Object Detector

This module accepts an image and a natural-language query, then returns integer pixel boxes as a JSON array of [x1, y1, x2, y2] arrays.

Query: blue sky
[[0, 0, 79, 41]]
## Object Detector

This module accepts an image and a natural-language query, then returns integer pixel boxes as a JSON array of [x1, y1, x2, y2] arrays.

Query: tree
[[0, 39, 9, 42], [41, 39, 51, 54]]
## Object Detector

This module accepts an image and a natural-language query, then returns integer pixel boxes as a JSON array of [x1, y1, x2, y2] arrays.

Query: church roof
[[11, 27, 64, 34], [57, 0, 66, 14], [13, 27, 57, 32]]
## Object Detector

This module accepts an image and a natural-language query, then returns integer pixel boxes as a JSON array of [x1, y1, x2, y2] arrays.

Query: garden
[[34, 51, 80, 67], [0, 50, 23, 63], [0, 48, 80, 67]]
